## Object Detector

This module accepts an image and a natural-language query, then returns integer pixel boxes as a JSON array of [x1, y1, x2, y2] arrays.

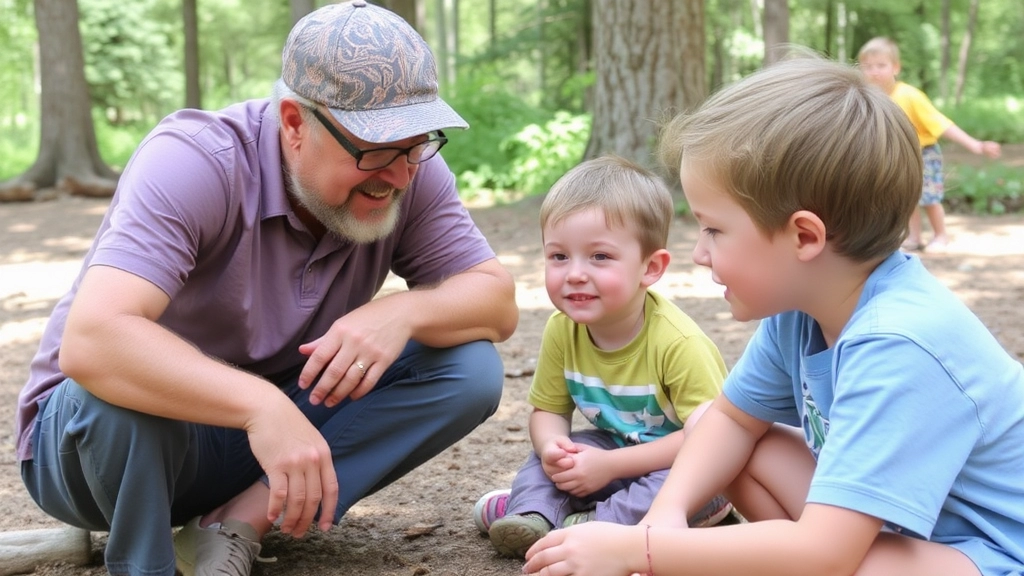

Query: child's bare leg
[[724, 424, 814, 522], [855, 532, 980, 576], [923, 203, 948, 246], [719, 423, 980, 576], [906, 207, 924, 247]]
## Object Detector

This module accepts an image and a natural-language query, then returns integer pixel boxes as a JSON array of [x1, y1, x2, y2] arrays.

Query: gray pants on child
[[504, 428, 668, 526]]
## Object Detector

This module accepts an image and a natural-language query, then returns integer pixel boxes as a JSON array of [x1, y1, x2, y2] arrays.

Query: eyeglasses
[[307, 107, 447, 171]]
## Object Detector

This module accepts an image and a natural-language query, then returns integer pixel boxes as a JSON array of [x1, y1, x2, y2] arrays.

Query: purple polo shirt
[[15, 99, 496, 461]]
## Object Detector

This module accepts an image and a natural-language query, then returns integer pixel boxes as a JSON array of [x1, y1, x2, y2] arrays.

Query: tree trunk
[[823, 0, 833, 57], [762, 0, 789, 66], [954, 0, 980, 106], [537, 0, 546, 104], [489, 0, 496, 53], [290, 0, 315, 25], [939, 0, 951, 102], [379, 0, 419, 30], [0, 0, 117, 202], [434, 0, 449, 93], [447, 0, 458, 90], [183, 0, 201, 109], [585, 0, 705, 171]]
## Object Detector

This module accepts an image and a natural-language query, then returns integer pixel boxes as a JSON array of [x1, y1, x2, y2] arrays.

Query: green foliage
[[81, 0, 179, 125], [940, 97, 1024, 144], [0, 120, 37, 181], [499, 111, 590, 196], [93, 114, 152, 171], [443, 67, 590, 202], [945, 163, 1024, 214]]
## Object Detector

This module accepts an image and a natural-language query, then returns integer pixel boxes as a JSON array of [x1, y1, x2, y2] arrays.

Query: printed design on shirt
[[565, 371, 681, 444], [801, 379, 829, 457]]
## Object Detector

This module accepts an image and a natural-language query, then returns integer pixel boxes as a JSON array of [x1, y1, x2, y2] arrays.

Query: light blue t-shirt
[[725, 252, 1024, 566]]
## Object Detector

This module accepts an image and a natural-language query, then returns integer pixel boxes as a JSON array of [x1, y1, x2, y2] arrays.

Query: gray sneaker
[[174, 517, 271, 576]]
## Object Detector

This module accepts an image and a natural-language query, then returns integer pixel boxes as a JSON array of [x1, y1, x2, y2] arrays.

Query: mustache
[[354, 180, 401, 196]]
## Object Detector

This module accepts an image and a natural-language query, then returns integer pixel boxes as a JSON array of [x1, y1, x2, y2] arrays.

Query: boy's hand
[[979, 140, 1002, 159], [540, 436, 577, 479], [550, 444, 615, 497]]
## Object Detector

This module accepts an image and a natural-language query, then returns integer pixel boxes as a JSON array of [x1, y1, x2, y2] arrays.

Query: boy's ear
[[787, 210, 827, 262], [642, 249, 671, 287]]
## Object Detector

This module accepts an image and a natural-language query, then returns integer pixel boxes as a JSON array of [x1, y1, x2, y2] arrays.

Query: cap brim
[[329, 99, 469, 144]]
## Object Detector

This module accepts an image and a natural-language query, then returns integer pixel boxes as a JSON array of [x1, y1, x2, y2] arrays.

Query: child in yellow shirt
[[858, 37, 1001, 252]]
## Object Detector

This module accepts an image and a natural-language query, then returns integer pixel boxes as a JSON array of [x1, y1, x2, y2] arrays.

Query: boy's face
[[542, 207, 653, 334], [859, 53, 900, 93], [681, 164, 799, 322]]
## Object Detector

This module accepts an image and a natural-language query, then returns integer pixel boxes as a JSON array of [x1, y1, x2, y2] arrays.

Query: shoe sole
[[489, 519, 550, 558], [691, 500, 734, 528]]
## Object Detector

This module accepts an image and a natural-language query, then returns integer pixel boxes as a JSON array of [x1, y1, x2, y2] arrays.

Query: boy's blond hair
[[658, 57, 921, 262], [857, 36, 900, 65], [540, 155, 674, 258]]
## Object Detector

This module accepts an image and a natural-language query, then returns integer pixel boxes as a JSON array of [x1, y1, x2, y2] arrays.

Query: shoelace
[[215, 526, 277, 569]]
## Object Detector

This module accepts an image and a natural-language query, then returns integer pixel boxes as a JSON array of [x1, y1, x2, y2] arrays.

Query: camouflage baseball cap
[[281, 0, 468, 144]]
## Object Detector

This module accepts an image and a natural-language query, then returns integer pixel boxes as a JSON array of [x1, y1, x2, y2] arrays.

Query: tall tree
[[183, 0, 201, 109], [378, 0, 420, 30], [939, 0, 951, 102], [954, 0, 980, 105], [290, 0, 315, 24], [763, 0, 789, 66], [585, 0, 705, 169], [0, 0, 117, 201]]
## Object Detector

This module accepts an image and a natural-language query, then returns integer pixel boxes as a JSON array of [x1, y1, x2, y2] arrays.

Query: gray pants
[[22, 340, 503, 576], [505, 429, 667, 527]]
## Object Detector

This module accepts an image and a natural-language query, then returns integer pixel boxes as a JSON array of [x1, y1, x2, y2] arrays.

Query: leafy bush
[[0, 119, 36, 181], [945, 164, 1024, 214], [939, 96, 1024, 143], [498, 111, 590, 196], [442, 68, 590, 202], [94, 116, 152, 172]]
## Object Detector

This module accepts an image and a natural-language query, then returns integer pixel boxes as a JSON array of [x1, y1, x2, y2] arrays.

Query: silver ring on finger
[[355, 361, 366, 376]]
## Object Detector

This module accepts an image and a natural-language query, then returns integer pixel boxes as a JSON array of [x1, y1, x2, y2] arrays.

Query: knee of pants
[[52, 380, 193, 470], [446, 340, 505, 414]]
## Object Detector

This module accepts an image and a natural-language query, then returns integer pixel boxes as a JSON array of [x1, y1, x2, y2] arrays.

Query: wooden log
[[0, 527, 91, 576]]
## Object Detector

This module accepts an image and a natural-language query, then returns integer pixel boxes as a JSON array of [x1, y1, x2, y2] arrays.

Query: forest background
[[1, 1, 1023, 574], [0, 0, 1023, 211]]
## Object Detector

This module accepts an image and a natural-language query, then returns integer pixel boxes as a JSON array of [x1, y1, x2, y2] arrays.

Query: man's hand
[[245, 396, 339, 536], [297, 299, 412, 407]]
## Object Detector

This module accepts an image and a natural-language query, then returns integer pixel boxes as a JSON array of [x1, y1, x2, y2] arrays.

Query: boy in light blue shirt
[[522, 57, 1024, 576]]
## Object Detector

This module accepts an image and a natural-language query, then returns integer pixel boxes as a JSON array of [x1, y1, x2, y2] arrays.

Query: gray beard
[[287, 172, 403, 244]]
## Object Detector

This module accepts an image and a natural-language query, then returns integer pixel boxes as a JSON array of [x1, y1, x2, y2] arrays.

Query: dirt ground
[[2, 147, 1024, 575]]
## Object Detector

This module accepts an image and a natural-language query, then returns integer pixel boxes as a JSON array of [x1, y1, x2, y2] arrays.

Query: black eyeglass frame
[[307, 107, 447, 171]]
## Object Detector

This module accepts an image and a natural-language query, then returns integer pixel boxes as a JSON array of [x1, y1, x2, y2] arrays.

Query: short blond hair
[[658, 56, 921, 262], [857, 36, 901, 65], [540, 155, 674, 258]]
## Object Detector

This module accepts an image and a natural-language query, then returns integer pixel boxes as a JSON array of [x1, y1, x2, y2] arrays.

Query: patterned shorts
[[920, 144, 944, 206]]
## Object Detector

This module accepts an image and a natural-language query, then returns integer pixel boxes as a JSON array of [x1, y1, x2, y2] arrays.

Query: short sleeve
[[528, 314, 577, 415]]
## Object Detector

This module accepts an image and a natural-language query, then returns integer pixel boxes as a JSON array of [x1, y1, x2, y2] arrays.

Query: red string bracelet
[[644, 524, 654, 576]]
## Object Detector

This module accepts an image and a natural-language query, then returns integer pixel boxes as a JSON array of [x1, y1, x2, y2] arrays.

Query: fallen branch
[[0, 526, 91, 575]]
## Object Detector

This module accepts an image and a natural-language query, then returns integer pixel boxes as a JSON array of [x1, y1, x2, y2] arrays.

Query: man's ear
[[788, 210, 827, 262], [642, 249, 671, 287], [279, 99, 307, 151]]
